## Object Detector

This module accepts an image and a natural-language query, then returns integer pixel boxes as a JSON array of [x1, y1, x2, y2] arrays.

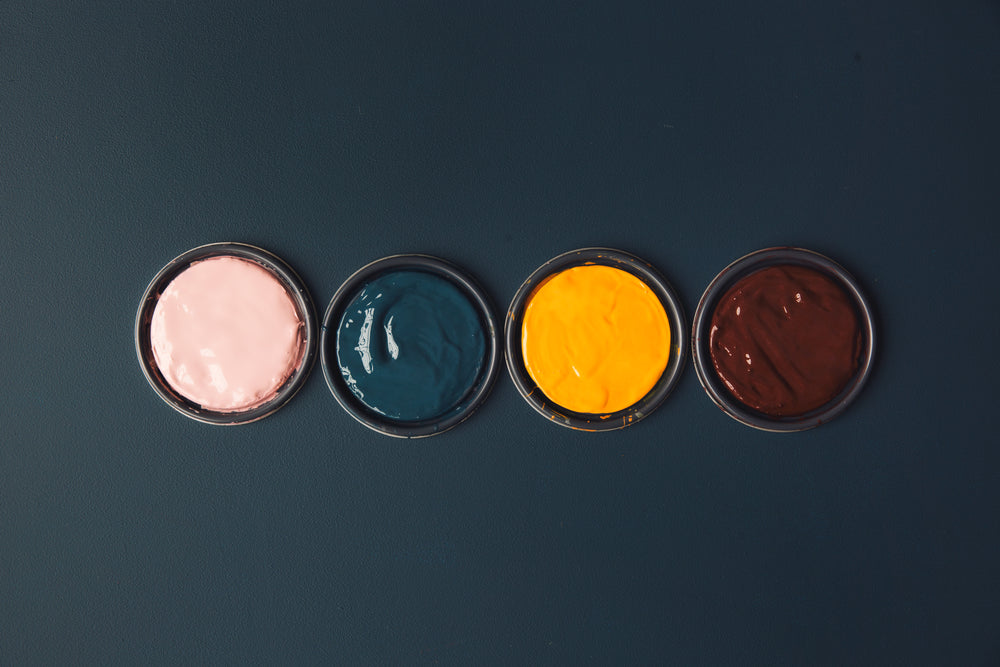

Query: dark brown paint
[[709, 265, 863, 417]]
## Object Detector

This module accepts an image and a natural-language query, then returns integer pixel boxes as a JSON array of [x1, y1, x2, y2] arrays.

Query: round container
[[505, 248, 686, 432], [692, 247, 876, 432], [321, 255, 500, 438], [135, 242, 318, 425]]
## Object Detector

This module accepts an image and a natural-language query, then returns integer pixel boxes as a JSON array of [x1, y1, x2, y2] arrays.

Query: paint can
[[135, 242, 317, 425], [505, 248, 686, 432], [321, 254, 500, 438], [691, 247, 876, 432]]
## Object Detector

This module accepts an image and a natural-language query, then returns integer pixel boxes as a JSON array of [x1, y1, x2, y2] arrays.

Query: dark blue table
[[3, 1, 999, 663]]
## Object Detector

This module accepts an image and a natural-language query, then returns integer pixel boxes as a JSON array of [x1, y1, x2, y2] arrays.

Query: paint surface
[[709, 265, 862, 416], [150, 256, 305, 412], [521, 264, 671, 414], [336, 270, 486, 421]]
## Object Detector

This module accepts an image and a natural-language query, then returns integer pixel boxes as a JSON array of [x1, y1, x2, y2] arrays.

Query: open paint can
[[135, 242, 318, 425], [691, 247, 876, 432], [321, 254, 501, 438], [505, 248, 686, 431]]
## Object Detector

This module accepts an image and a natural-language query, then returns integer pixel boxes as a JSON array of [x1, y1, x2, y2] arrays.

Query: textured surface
[[522, 265, 671, 413], [336, 270, 486, 421], [2, 1, 999, 664], [151, 256, 305, 412]]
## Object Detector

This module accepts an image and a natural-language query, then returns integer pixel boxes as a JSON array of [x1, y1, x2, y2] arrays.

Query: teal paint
[[335, 270, 487, 421]]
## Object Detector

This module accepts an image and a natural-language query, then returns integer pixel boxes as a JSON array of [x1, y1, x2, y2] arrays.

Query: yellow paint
[[521, 265, 671, 414]]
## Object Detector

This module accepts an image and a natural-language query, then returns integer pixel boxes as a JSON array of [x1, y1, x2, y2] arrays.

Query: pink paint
[[150, 256, 305, 412]]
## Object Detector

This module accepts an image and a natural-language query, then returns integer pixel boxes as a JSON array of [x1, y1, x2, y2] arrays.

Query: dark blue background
[[3, 1, 999, 664]]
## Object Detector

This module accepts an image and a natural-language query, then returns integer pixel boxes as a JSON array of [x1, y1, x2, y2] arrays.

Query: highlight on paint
[[520, 264, 671, 414]]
